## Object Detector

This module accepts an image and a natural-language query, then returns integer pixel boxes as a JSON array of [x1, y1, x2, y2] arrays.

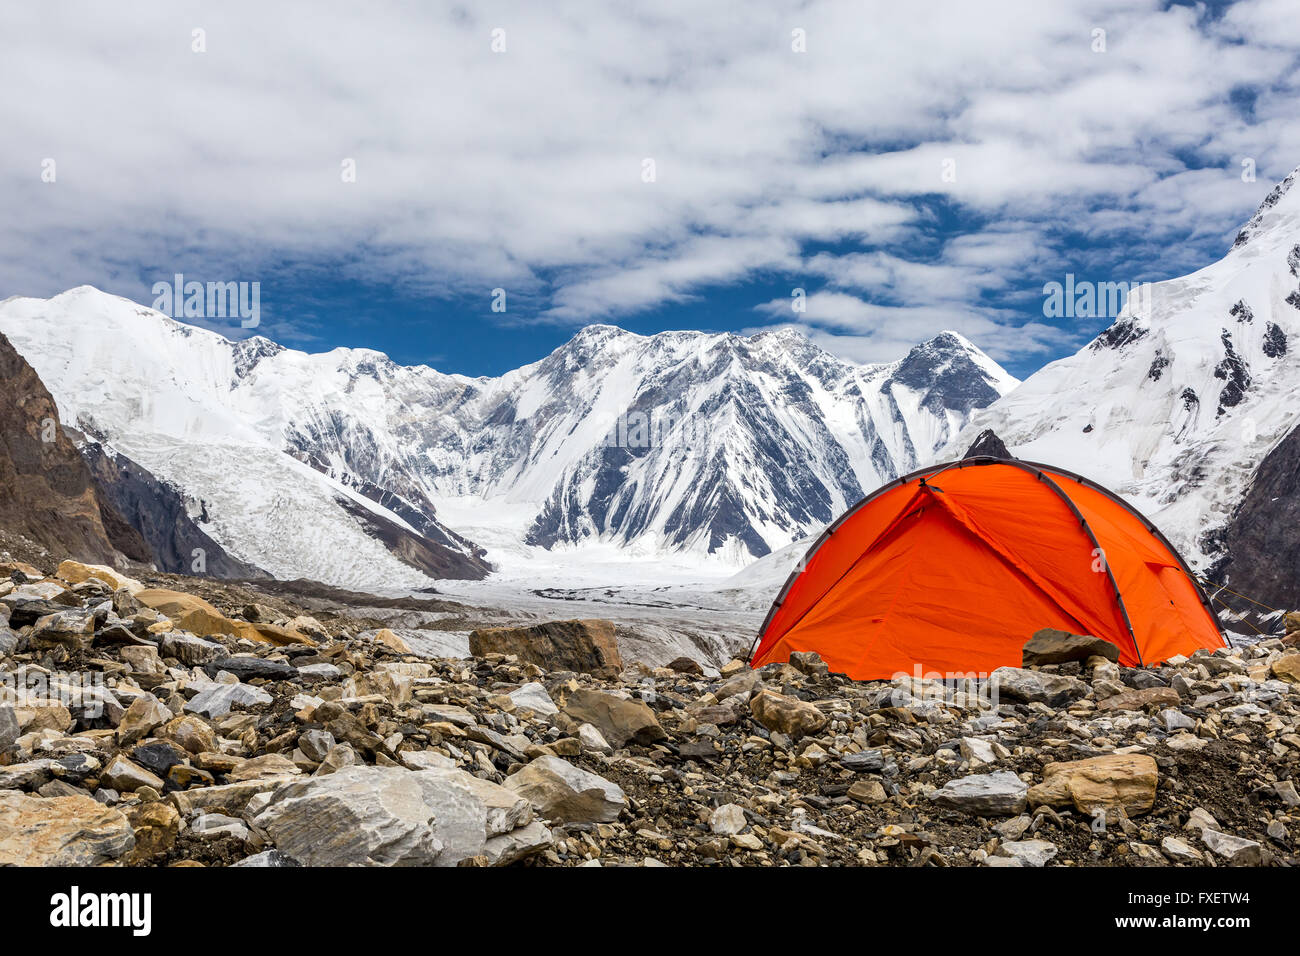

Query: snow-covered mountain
[[949, 165, 1300, 574], [422, 324, 1017, 562], [0, 289, 1016, 587]]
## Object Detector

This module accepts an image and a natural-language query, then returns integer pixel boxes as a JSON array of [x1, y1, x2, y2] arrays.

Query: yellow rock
[[135, 588, 311, 647], [55, 560, 144, 594], [374, 628, 412, 654], [0, 561, 45, 579], [1028, 753, 1158, 817], [1272, 654, 1300, 684]]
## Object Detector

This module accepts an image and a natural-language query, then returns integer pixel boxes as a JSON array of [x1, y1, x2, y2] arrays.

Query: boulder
[[125, 801, 180, 864], [469, 619, 622, 677], [749, 690, 828, 740], [507, 681, 558, 716], [372, 628, 412, 654], [0, 703, 17, 749], [252, 772, 428, 863], [204, 656, 295, 682], [929, 771, 1028, 816], [100, 755, 165, 793], [55, 560, 144, 595], [990, 667, 1087, 707], [666, 656, 703, 675], [185, 681, 273, 718], [788, 651, 831, 677], [15, 702, 73, 734], [1271, 654, 1300, 684], [505, 755, 627, 824], [160, 632, 224, 666], [158, 714, 219, 754], [1096, 687, 1181, 712], [562, 689, 665, 748], [27, 609, 96, 650], [996, 839, 1058, 867], [0, 790, 135, 865], [1200, 829, 1263, 866], [0, 759, 57, 790], [1027, 753, 1158, 816], [136, 588, 231, 637], [254, 765, 549, 866], [1022, 628, 1120, 666], [116, 694, 173, 746], [136, 588, 308, 647]]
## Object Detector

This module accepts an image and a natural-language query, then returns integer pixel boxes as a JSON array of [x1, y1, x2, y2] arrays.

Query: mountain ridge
[[0, 289, 1015, 586]]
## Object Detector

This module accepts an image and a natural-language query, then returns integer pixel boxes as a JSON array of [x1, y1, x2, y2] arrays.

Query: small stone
[[847, 779, 887, 804], [576, 722, 612, 753], [298, 729, 336, 763], [191, 813, 250, 841], [997, 839, 1058, 867], [1160, 836, 1203, 863], [709, 803, 747, 835], [1201, 829, 1263, 866], [1274, 780, 1300, 808], [100, 755, 165, 793]]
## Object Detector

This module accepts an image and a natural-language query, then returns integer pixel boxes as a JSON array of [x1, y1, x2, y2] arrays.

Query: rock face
[[0, 332, 141, 565], [963, 429, 1014, 460], [1022, 629, 1120, 666], [0, 790, 135, 865], [469, 619, 622, 677], [1206, 421, 1300, 617], [1028, 754, 1159, 816]]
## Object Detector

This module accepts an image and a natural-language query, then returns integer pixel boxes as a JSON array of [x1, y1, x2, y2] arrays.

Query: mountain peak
[[1232, 164, 1300, 250]]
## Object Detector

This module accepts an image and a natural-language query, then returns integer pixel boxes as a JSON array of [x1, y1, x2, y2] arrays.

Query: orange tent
[[749, 457, 1227, 680]]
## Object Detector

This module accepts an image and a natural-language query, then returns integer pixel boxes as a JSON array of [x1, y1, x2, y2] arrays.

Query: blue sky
[[4, 1, 1300, 379]]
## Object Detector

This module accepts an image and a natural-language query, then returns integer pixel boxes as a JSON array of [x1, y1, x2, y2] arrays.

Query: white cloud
[[1, 0, 1298, 366]]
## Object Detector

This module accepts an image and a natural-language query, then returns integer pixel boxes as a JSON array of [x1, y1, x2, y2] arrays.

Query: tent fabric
[[749, 457, 1227, 680]]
